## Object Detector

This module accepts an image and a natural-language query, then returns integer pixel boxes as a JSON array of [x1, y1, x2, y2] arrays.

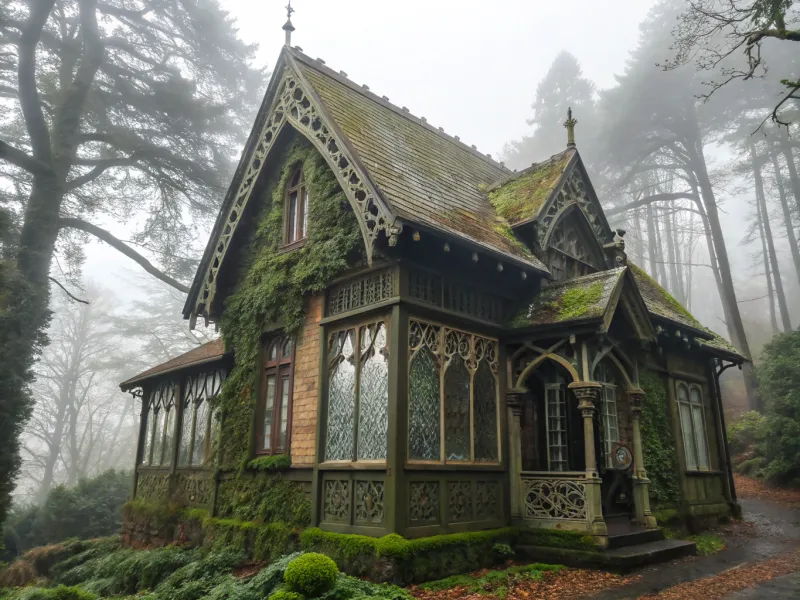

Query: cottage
[[120, 28, 744, 555]]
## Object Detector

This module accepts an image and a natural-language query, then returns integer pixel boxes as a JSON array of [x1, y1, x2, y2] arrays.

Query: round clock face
[[613, 445, 633, 470]]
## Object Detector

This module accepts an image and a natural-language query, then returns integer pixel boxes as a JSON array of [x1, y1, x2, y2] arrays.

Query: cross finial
[[563, 106, 578, 148], [283, 1, 296, 46]]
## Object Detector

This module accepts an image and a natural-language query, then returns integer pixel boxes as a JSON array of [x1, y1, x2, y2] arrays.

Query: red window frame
[[255, 335, 295, 454]]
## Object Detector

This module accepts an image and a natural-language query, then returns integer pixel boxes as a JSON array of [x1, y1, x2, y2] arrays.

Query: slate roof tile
[[119, 339, 226, 390]]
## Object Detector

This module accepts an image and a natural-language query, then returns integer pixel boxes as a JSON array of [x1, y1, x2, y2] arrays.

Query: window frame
[[177, 368, 225, 468], [545, 382, 568, 471], [676, 381, 711, 472], [283, 166, 309, 247], [322, 318, 390, 465], [140, 380, 177, 467], [595, 361, 620, 470], [406, 318, 501, 466], [255, 334, 295, 455]]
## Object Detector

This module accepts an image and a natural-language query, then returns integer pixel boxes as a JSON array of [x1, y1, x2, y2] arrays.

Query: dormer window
[[284, 167, 308, 245]]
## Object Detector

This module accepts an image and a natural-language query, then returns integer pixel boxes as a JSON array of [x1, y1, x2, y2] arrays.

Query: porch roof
[[119, 339, 228, 391], [508, 267, 626, 329]]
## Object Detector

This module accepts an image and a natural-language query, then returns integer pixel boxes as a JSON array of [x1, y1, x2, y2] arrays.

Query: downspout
[[711, 359, 739, 513]]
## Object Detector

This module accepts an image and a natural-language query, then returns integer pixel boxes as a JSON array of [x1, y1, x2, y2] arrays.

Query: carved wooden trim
[[194, 66, 400, 321]]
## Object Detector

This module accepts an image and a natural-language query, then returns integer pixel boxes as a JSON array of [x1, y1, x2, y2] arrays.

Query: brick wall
[[290, 294, 322, 465]]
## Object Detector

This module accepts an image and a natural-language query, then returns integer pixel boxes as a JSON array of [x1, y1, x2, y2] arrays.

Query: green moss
[[687, 533, 725, 555], [419, 563, 562, 594], [652, 508, 679, 525], [214, 475, 309, 527], [218, 135, 364, 468], [554, 282, 603, 321], [639, 370, 680, 506], [517, 528, 598, 552], [246, 455, 292, 472], [629, 264, 696, 323], [487, 155, 569, 225]]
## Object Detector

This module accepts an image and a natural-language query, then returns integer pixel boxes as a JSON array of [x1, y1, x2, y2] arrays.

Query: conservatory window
[[140, 380, 176, 466], [677, 382, 710, 471], [596, 361, 620, 469], [407, 319, 500, 464], [257, 335, 294, 454], [178, 368, 225, 466], [324, 321, 389, 461], [284, 167, 309, 245]]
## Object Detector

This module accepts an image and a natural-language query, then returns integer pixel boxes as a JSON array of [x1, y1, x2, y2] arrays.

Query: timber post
[[506, 389, 525, 519], [629, 388, 657, 528]]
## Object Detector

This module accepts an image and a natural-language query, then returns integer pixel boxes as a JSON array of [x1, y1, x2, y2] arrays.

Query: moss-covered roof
[[509, 268, 626, 329], [628, 263, 747, 361], [487, 150, 573, 226], [290, 50, 548, 272]]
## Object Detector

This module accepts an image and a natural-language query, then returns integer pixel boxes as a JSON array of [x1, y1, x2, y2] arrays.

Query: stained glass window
[[678, 382, 710, 471], [409, 348, 441, 460], [408, 319, 499, 464], [473, 360, 498, 461], [325, 329, 356, 461], [258, 335, 293, 454], [444, 357, 470, 461], [357, 324, 389, 460]]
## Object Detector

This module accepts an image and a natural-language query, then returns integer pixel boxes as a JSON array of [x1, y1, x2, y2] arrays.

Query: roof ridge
[[541, 266, 626, 289], [486, 148, 575, 193], [287, 46, 512, 174]]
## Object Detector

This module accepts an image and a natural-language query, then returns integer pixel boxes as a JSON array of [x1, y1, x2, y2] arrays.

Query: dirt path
[[588, 478, 800, 599]]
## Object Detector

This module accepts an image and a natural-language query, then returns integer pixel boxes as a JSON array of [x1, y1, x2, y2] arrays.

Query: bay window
[[141, 380, 176, 466]]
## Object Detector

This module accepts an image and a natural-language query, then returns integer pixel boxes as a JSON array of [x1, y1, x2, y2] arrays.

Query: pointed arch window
[[547, 214, 598, 281], [284, 167, 309, 245], [256, 334, 294, 454]]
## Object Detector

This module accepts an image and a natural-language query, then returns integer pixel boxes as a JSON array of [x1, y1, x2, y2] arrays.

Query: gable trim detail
[[191, 65, 400, 322]]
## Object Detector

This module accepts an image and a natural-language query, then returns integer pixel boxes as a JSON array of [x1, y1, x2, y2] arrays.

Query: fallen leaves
[[409, 566, 640, 600], [733, 474, 800, 509], [639, 546, 800, 600]]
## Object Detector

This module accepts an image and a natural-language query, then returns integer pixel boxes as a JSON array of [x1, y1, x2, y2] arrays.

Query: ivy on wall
[[216, 135, 365, 468], [639, 370, 680, 507]]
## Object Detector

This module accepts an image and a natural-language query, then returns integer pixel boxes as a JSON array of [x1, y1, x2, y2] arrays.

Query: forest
[[1, 0, 799, 589]]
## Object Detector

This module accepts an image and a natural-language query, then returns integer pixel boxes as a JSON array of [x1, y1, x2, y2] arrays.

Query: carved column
[[628, 388, 657, 529], [568, 382, 607, 537], [506, 389, 525, 519]]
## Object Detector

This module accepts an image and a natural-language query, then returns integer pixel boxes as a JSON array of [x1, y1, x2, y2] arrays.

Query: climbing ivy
[[216, 136, 364, 468], [639, 370, 680, 507]]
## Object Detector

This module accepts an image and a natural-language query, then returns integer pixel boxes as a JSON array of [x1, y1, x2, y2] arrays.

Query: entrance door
[[595, 361, 634, 519]]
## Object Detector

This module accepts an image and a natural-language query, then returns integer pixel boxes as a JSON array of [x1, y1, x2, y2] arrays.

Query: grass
[[417, 563, 563, 597], [688, 533, 726, 556]]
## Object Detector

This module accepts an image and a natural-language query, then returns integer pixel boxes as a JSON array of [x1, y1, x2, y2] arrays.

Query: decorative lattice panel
[[408, 270, 506, 324], [327, 270, 394, 316], [409, 481, 439, 524], [175, 474, 214, 506], [448, 481, 473, 523], [523, 478, 587, 520], [136, 473, 170, 502], [354, 480, 385, 525], [475, 481, 500, 520], [409, 270, 441, 306], [323, 480, 351, 522]]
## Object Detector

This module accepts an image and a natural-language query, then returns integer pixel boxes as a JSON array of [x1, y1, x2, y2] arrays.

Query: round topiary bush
[[283, 553, 338, 596], [268, 590, 304, 600]]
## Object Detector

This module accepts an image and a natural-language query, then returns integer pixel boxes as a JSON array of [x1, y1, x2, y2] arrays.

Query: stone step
[[515, 539, 696, 571], [606, 528, 664, 549]]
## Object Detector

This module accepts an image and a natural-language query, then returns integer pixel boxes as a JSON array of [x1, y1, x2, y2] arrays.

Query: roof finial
[[283, 1, 296, 46], [563, 106, 577, 148]]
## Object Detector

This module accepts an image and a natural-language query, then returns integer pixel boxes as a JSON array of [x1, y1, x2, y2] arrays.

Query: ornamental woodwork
[[523, 477, 587, 521], [447, 482, 472, 523], [475, 481, 499, 520], [323, 480, 351, 522], [409, 482, 439, 524], [136, 473, 170, 502], [354, 480, 385, 525], [175, 474, 214, 506], [326, 270, 394, 316], [194, 67, 400, 321]]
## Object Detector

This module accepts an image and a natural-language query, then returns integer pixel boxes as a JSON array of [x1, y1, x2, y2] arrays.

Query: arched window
[[257, 334, 294, 454], [546, 214, 597, 281], [284, 167, 309, 245], [677, 382, 710, 471], [595, 361, 620, 469]]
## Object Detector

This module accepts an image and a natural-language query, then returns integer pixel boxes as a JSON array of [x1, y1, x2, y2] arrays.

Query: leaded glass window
[[324, 322, 389, 462], [140, 381, 176, 466], [545, 382, 568, 471], [178, 368, 225, 466], [258, 334, 294, 455], [595, 361, 619, 469], [677, 382, 710, 471], [408, 319, 500, 464]]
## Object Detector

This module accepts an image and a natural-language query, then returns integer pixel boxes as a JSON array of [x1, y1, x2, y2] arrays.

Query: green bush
[[268, 591, 304, 600], [318, 573, 410, 600], [639, 371, 680, 505], [284, 553, 338, 596], [518, 528, 597, 551], [492, 543, 515, 558], [247, 455, 292, 472], [728, 411, 767, 456], [13, 585, 95, 600]]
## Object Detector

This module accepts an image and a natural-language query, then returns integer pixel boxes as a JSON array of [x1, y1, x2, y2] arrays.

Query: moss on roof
[[508, 268, 625, 329], [629, 263, 700, 328], [488, 151, 572, 225]]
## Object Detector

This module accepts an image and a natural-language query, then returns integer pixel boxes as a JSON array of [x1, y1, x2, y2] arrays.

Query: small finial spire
[[563, 106, 577, 148], [283, 1, 296, 46]]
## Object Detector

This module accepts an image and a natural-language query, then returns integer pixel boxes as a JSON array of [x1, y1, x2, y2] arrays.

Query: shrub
[[13, 585, 96, 600], [0, 558, 36, 587], [492, 543, 515, 559], [268, 591, 303, 600], [284, 553, 338, 596]]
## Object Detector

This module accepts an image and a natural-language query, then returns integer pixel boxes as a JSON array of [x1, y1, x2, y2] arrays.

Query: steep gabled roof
[[185, 46, 548, 323], [119, 339, 227, 391]]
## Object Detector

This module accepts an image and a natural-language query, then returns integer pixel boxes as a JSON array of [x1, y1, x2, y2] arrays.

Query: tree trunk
[[646, 199, 659, 281], [751, 142, 791, 332], [779, 130, 800, 213], [633, 208, 645, 265], [663, 202, 684, 302], [653, 207, 669, 286], [689, 142, 757, 409], [770, 145, 800, 286], [757, 196, 780, 334]]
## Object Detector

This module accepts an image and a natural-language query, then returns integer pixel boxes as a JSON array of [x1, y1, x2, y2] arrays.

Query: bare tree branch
[[48, 276, 89, 304], [0, 139, 53, 174]]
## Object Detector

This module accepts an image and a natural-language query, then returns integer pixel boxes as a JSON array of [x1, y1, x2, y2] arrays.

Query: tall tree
[[0, 0, 263, 530], [503, 51, 597, 169]]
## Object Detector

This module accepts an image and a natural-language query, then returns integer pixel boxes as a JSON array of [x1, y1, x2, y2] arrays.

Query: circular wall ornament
[[612, 444, 633, 471]]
